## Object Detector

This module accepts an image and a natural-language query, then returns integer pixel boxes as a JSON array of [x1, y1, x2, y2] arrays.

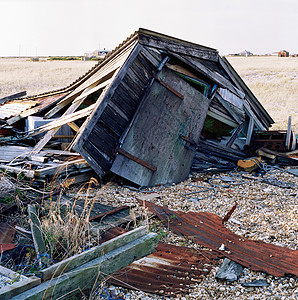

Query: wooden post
[[285, 116, 292, 151], [28, 205, 50, 267]]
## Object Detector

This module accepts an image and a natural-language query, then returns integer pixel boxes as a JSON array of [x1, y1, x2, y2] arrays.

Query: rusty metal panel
[[0, 92, 68, 120], [141, 200, 298, 277], [0, 222, 15, 243], [108, 242, 220, 296]]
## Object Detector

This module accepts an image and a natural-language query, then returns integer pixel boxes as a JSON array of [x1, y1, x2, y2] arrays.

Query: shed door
[[110, 67, 211, 186]]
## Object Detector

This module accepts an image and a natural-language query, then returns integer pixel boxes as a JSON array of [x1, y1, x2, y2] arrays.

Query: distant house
[[84, 49, 110, 59], [239, 50, 253, 57], [278, 50, 289, 57]]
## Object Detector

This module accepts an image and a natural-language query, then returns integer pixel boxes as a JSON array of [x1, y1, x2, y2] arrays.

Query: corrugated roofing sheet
[[0, 93, 68, 120], [140, 200, 298, 277], [109, 242, 220, 296]]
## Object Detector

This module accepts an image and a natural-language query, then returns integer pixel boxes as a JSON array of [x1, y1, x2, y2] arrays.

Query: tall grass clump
[[42, 177, 99, 262]]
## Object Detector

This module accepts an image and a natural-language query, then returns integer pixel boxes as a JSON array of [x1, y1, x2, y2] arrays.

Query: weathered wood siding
[[73, 44, 161, 176], [111, 67, 211, 186]]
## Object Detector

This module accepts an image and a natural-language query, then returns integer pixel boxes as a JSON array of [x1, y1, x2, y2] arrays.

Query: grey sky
[[1, 0, 297, 56]]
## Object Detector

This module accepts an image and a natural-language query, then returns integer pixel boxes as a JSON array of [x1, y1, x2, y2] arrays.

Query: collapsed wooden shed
[[0, 29, 274, 186]]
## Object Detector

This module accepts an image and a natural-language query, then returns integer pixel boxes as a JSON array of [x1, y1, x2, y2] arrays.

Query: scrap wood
[[108, 242, 221, 296], [16, 228, 158, 300], [140, 200, 298, 277]]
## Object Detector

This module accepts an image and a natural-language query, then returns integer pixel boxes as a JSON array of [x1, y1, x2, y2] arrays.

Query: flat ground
[[0, 56, 297, 131], [0, 56, 297, 299], [226, 56, 298, 132]]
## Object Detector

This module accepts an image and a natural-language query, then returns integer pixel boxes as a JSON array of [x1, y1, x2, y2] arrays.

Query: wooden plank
[[67, 122, 80, 132], [245, 117, 255, 146], [40, 226, 149, 281], [243, 99, 266, 130], [0, 164, 35, 178], [138, 31, 218, 62], [34, 158, 87, 177], [29, 107, 93, 137], [28, 205, 50, 267], [197, 139, 247, 161], [172, 52, 245, 99], [14, 231, 158, 300], [226, 123, 244, 148], [83, 139, 112, 171], [0, 266, 40, 300], [215, 93, 244, 125], [207, 110, 238, 128], [0, 91, 26, 104], [111, 67, 211, 186], [285, 116, 292, 151]]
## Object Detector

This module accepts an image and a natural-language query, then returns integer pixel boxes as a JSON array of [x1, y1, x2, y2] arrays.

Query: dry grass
[[41, 178, 99, 262], [0, 57, 96, 98], [227, 56, 298, 132], [0, 56, 296, 132]]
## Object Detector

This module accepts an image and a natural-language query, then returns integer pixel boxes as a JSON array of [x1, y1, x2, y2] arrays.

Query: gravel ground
[[73, 166, 298, 299]]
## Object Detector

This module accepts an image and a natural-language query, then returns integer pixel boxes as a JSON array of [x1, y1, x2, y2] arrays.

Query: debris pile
[[0, 29, 297, 299]]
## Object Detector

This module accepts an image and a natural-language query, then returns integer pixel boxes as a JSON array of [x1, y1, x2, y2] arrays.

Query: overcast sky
[[1, 0, 297, 57]]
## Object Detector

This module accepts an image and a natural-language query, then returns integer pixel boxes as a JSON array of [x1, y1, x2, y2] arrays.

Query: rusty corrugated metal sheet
[[140, 200, 298, 277], [109, 242, 220, 296], [0, 92, 68, 120]]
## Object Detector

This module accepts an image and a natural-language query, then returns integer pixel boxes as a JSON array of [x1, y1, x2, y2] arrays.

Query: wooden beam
[[39, 226, 150, 281], [0, 164, 35, 178], [0, 266, 40, 300], [67, 122, 79, 132], [29, 104, 95, 153], [226, 123, 244, 148], [14, 231, 158, 300], [245, 117, 255, 146], [0, 91, 26, 105], [169, 52, 245, 99], [34, 158, 87, 178], [137, 30, 218, 62], [28, 205, 50, 267]]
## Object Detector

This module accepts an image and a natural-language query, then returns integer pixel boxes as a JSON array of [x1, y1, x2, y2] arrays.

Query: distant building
[[278, 50, 289, 57], [84, 48, 109, 59], [239, 50, 253, 57]]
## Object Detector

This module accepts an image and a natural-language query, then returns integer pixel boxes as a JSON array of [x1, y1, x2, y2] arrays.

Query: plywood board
[[111, 67, 211, 186]]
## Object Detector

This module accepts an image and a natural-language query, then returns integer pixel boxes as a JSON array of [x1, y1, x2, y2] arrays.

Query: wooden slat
[[285, 116, 292, 151], [245, 117, 255, 146], [226, 123, 244, 148], [172, 52, 245, 99], [138, 30, 218, 62], [0, 91, 26, 104]]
